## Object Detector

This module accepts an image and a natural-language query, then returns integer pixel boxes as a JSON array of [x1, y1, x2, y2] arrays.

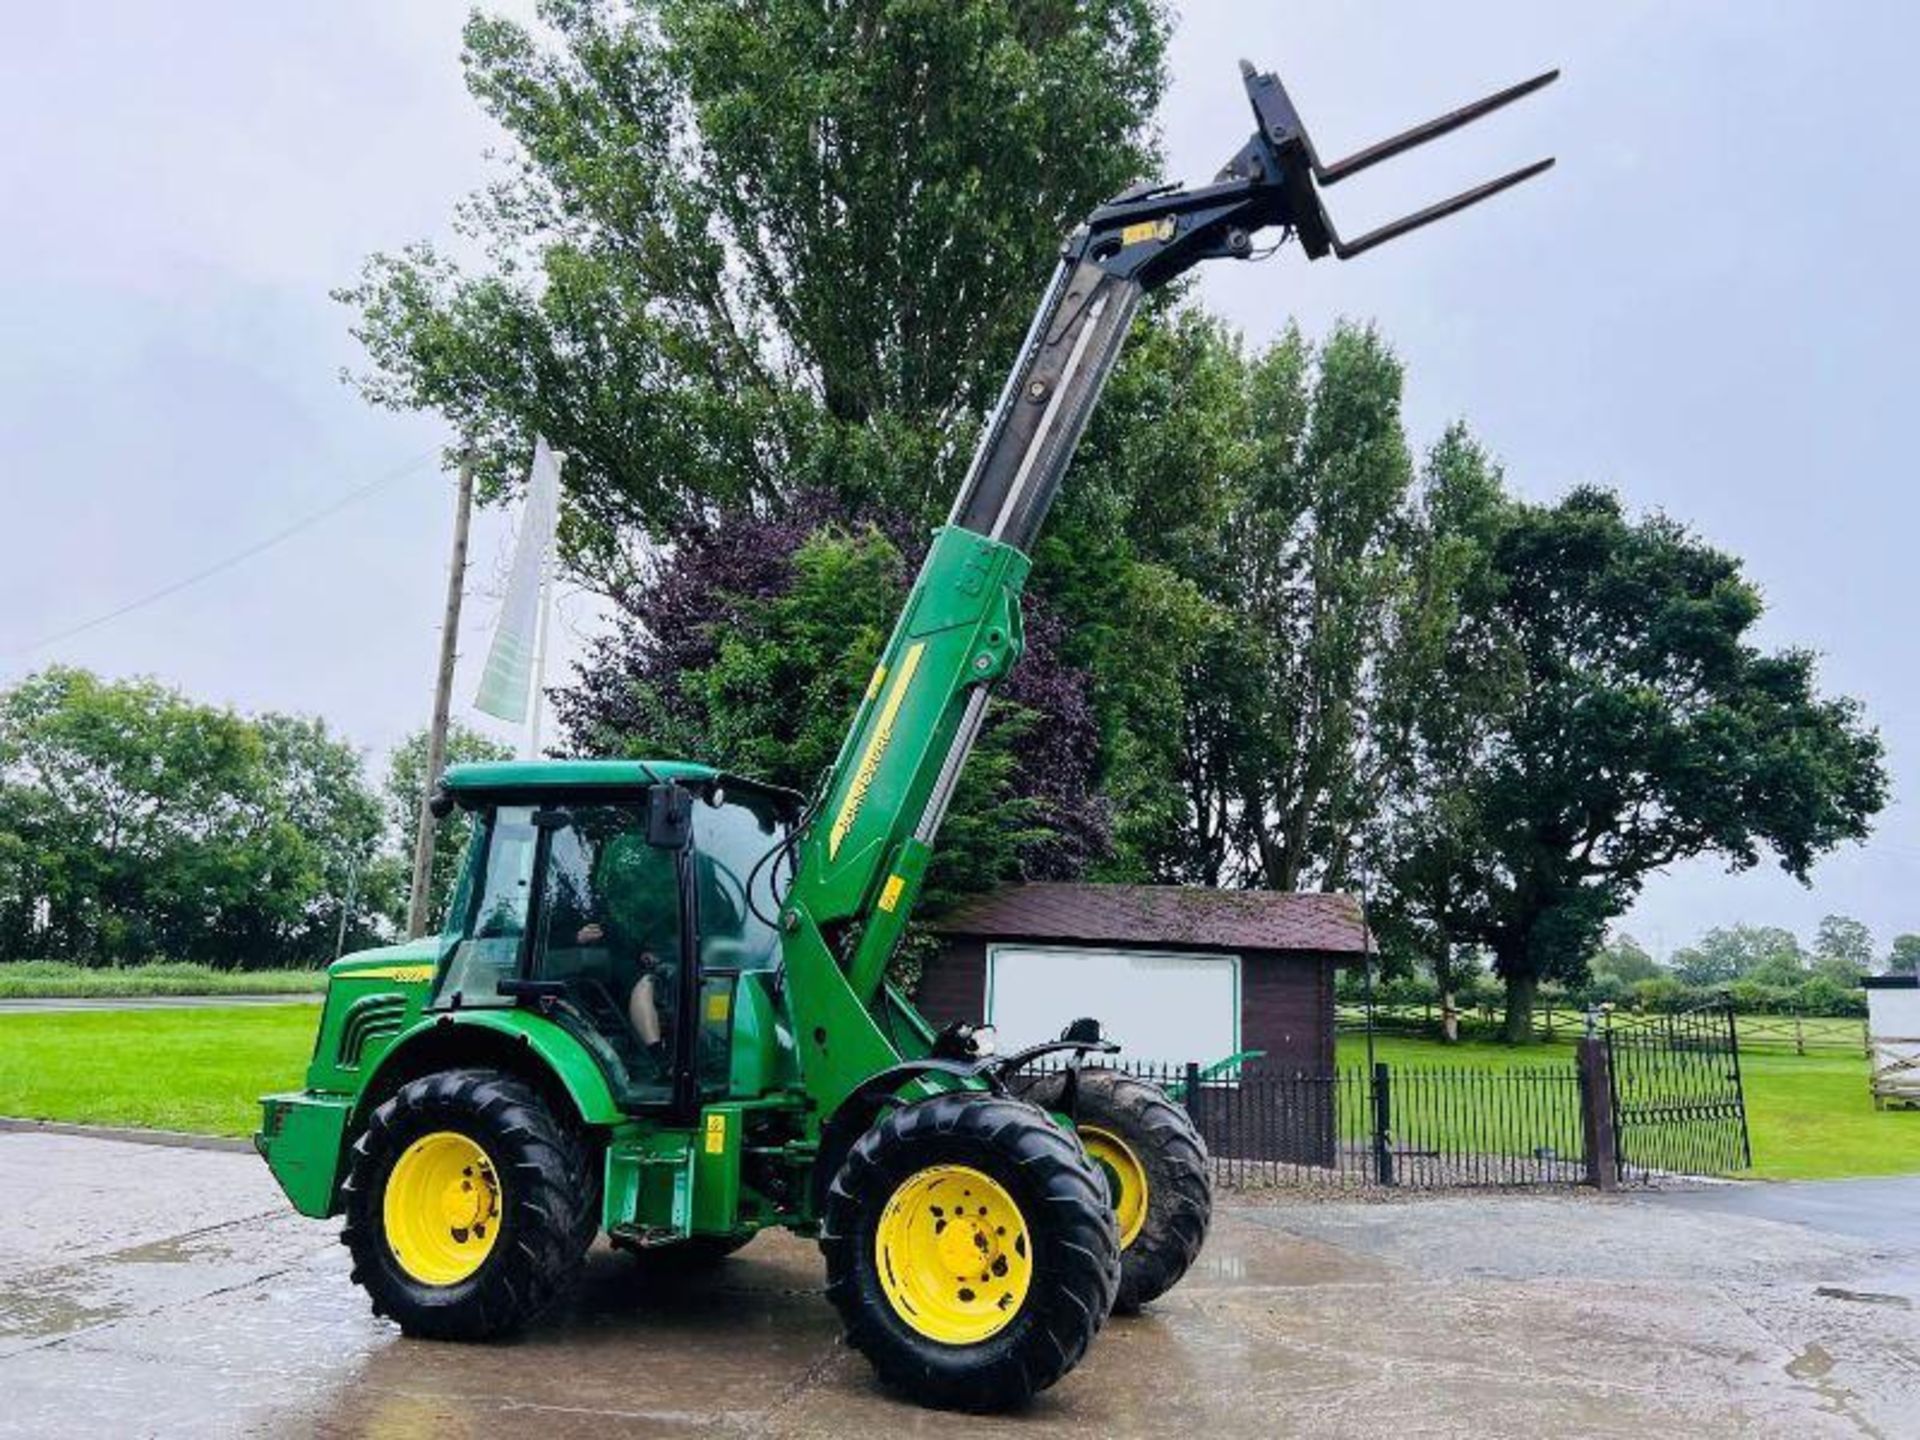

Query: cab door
[[531, 803, 690, 1111]]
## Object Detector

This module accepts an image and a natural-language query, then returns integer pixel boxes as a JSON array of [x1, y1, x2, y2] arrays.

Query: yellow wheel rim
[[1081, 1126, 1150, 1250], [383, 1130, 502, 1286], [874, 1164, 1032, 1344]]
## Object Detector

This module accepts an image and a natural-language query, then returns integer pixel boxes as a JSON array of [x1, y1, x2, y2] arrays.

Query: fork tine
[[1331, 157, 1555, 259], [1317, 70, 1560, 186]]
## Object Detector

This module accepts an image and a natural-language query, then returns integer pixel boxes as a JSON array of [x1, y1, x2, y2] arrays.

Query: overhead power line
[[4, 449, 442, 661]]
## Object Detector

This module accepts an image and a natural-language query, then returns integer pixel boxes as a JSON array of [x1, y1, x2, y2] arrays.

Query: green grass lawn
[[1337, 1032, 1920, 1181], [0, 1004, 316, 1135], [0, 961, 326, 999], [1731, 1049, 1920, 1180]]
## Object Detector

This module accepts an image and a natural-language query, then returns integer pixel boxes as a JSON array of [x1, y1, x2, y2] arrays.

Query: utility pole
[[526, 450, 562, 760], [406, 458, 474, 939]]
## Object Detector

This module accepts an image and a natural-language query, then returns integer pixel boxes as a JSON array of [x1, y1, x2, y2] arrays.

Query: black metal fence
[[1027, 1013, 1750, 1191], [1605, 1006, 1752, 1180], [1027, 1056, 1592, 1189]]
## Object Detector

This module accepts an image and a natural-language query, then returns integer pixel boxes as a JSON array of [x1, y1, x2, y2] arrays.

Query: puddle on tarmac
[[0, 1221, 271, 1346], [0, 1279, 129, 1343], [1785, 1342, 1835, 1380], [112, 1234, 208, 1265]]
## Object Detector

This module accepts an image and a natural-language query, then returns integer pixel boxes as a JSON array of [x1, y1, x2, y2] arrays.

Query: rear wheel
[[820, 1091, 1119, 1411], [1016, 1068, 1212, 1312], [341, 1068, 597, 1340]]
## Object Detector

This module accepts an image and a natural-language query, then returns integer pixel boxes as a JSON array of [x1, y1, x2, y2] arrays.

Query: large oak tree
[[341, 0, 1169, 579], [1386, 489, 1886, 1041]]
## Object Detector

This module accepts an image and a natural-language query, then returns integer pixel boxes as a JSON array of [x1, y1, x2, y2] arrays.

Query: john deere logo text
[[829, 642, 924, 857]]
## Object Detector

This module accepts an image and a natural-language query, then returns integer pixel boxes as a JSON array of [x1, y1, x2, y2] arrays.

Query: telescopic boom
[[775, 58, 1558, 1113]]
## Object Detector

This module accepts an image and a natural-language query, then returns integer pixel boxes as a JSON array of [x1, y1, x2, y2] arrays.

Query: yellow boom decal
[[829, 642, 924, 858]]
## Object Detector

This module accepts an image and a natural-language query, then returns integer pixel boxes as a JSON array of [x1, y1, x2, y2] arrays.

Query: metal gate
[[1605, 1005, 1751, 1180]]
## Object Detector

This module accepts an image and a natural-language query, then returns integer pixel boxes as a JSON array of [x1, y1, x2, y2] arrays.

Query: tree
[[254, 714, 388, 961], [1592, 933, 1661, 986], [1670, 925, 1804, 988], [1387, 489, 1886, 1042], [341, 0, 1170, 577], [382, 722, 514, 930], [0, 667, 382, 966], [1887, 934, 1920, 977], [555, 509, 1106, 919], [1048, 314, 1466, 893], [1360, 425, 1518, 1039], [1812, 913, 1874, 980], [1182, 322, 1420, 891], [1029, 307, 1248, 882]]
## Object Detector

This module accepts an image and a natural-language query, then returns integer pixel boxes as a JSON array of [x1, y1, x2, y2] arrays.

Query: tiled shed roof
[[931, 883, 1373, 956]]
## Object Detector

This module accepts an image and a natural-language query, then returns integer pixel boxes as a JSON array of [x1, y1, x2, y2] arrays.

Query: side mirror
[[648, 783, 694, 849], [427, 784, 455, 821]]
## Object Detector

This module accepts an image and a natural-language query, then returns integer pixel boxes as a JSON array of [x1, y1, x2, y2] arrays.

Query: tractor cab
[[430, 760, 800, 1115]]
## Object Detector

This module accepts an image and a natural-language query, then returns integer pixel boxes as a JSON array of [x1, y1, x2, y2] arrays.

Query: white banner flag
[[474, 436, 561, 724]]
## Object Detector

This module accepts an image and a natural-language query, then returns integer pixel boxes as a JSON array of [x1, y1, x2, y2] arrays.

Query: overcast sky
[[2, 3, 1914, 960]]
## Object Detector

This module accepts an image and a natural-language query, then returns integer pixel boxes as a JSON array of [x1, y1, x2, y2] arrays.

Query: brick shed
[[918, 883, 1372, 1071]]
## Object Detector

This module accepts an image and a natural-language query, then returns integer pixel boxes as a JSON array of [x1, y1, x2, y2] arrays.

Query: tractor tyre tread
[[340, 1067, 596, 1341], [819, 1091, 1120, 1411], [1015, 1068, 1212, 1312]]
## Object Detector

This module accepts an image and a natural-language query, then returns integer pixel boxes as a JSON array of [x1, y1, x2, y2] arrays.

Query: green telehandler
[[258, 57, 1555, 1409]]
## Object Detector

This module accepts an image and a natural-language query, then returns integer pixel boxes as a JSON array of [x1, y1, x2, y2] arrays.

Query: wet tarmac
[[1641, 1173, 1920, 1248], [3, 1131, 1917, 1437]]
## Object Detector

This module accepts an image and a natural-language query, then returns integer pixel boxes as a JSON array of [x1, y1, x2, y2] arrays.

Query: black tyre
[[820, 1091, 1120, 1411], [1016, 1068, 1211, 1312], [341, 1068, 598, 1340]]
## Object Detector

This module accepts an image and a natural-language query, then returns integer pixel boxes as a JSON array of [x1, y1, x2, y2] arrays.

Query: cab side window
[[435, 806, 537, 1007]]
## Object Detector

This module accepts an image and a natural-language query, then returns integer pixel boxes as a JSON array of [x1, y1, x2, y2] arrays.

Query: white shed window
[[985, 945, 1239, 1066]]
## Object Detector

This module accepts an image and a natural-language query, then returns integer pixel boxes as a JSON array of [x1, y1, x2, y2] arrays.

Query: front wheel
[[820, 1092, 1119, 1411], [340, 1068, 597, 1340]]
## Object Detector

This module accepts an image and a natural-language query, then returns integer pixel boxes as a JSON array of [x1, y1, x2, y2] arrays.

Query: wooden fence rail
[[1336, 1001, 1869, 1056]]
